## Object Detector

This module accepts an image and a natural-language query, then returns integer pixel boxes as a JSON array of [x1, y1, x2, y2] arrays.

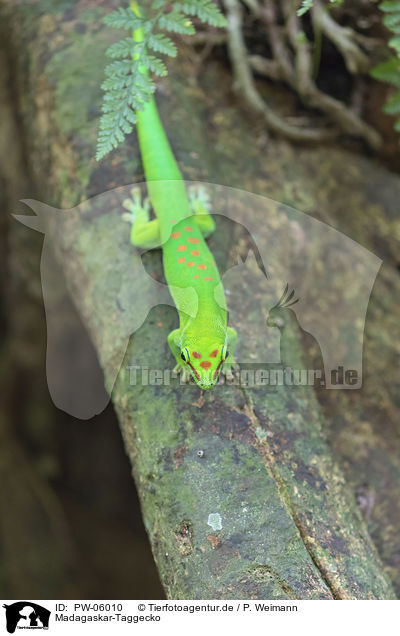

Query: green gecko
[[122, 2, 237, 389]]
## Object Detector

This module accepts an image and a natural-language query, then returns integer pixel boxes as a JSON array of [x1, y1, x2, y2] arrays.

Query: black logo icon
[[2, 603, 50, 634]]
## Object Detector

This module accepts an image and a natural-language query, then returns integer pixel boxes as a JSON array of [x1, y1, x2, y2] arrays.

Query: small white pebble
[[207, 513, 222, 531]]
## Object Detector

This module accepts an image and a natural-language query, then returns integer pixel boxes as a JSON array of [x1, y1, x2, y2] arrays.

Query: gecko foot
[[173, 363, 192, 384], [122, 187, 150, 224], [188, 184, 211, 215], [221, 360, 240, 382]]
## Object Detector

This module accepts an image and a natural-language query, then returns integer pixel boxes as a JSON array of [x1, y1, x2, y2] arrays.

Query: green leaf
[[383, 12, 400, 32], [383, 90, 400, 114], [175, 0, 227, 27], [370, 57, 400, 87], [145, 54, 168, 76], [147, 32, 177, 57], [379, 1, 400, 11], [158, 10, 196, 34], [103, 7, 143, 30], [106, 38, 136, 59], [389, 35, 400, 53], [394, 117, 400, 130], [297, 0, 313, 17], [104, 59, 132, 77], [295, 30, 308, 45]]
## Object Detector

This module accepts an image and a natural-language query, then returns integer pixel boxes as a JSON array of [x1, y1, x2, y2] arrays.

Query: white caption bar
[[1, 599, 399, 635]]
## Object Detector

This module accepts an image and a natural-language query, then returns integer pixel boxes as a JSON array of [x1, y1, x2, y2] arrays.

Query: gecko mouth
[[187, 362, 223, 388], [199, 370, 217, 389]]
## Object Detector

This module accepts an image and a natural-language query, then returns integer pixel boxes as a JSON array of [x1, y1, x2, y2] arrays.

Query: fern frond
[[175, 0, 227, 27], [96, 62, 154, 160], [103, 7, 143, 30], [97, 1, 226, 159], [158, 10, 195, 35], [147, 32, 177, 57], [143, 54, 168, 76], [106, 37, 137, 59]]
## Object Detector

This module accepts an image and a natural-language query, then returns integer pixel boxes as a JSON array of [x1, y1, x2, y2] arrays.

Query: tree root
[[222, 0, 382, 149], [223, 0, 336, 143]]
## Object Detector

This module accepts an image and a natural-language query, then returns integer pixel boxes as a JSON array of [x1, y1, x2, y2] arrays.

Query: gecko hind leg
[[188, 185, 216, 238], [122, 187, 161, 249]]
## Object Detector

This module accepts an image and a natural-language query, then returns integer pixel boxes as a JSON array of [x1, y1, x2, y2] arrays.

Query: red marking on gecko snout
[[200, 361, 211, 370], [213, 360, 223, 381], [192, 352, 201, 359], [187, 362, 200, 381], [209, 349, 218, 357]]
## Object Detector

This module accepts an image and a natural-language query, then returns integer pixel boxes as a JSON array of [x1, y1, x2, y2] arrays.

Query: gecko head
[[180, 343, 229, 390]]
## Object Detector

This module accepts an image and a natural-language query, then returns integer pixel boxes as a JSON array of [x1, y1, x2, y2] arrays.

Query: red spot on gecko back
[[187, 261, 195, 267], [198, 264, 207, 270], [191, 250, 200, 256], [192, 352, 201, 359], [200, 361, 211, 370], [193, 275, 199, 279], [209, 349, 218, 358], [185, 226, 194, 232], [178, 257, 185, 263], [204, 277, 213, 281], [171, 232, 181, 239], [177, 245, 187, 252], [171, 219, 177, 224], [188, 237, 200, 244]]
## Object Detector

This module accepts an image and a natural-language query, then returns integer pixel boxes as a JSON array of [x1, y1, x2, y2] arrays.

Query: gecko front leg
[[122, 187, 161, 249]]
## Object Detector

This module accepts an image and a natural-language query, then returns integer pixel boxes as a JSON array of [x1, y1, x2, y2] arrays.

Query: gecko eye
[[221, 346, 229, 361], [181, 349, 189, 362]]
